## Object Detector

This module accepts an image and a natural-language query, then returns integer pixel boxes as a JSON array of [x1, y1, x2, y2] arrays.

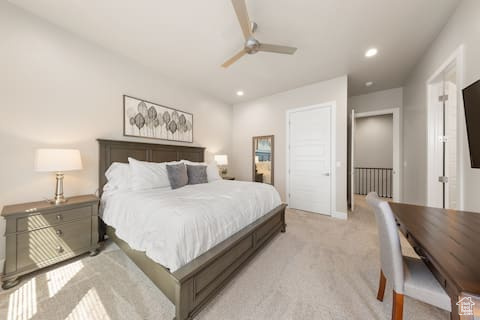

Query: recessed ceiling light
[[365, 81, 373, 87], [365, 48, 378, 58], [236, 90, 244, 96]]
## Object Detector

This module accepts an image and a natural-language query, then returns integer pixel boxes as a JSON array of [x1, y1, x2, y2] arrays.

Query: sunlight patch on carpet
[[46, 260, 84, 298], [7, 278, 37, 320], [65, 288, 110, 320]]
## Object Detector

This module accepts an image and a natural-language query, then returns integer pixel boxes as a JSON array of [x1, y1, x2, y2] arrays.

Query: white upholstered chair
[[365, 192, 451, 320]]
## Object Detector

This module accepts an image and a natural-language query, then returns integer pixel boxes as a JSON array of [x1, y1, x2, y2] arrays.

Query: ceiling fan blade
[[231, 0, 252, 40], [221, 49, 247, 68], [259, 43, 297, 55]]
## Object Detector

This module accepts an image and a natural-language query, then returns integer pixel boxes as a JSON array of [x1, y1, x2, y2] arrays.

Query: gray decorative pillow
[[187, 165, 208, 185], [166, 163, 188, 189]]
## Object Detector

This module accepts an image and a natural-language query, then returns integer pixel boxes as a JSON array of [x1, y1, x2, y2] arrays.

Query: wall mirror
[[252, 135, 274, 185]]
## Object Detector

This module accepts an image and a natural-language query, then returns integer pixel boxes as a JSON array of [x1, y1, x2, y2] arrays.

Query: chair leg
[[392, 291, 404, 320], [377, 270, 387, 301]]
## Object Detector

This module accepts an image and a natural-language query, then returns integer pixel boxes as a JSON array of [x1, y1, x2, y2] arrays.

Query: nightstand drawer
[[17, 206, 92, 232], [16, 218, 92, 270]]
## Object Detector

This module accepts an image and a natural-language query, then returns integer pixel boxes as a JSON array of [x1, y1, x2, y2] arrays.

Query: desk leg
[[451, 295, 459, 320], [454, 293, 478, 320]]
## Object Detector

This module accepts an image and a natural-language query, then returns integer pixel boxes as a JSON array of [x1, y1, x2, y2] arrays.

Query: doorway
[[286, 102, 336, 216], [350, 108, 400, 211], [427, 48, 463, 209]]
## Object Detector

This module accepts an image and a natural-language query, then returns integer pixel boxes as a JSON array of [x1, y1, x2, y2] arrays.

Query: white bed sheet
[[100, 180, 282, 272]]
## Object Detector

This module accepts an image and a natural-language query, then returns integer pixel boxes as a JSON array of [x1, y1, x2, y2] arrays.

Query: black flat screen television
[[463, 79, 480, 168]]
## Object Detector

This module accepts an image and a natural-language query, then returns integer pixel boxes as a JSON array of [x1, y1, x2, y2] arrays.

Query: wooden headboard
[[98, 139, 205, 194]]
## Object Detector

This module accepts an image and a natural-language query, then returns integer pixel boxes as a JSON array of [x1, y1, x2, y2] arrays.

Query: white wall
[[349, 88, 403, 113], [354, 115, 393, 168], [402, 0, 480, 210], [232, 76, 349, 215], [0, 2, 233, 264]]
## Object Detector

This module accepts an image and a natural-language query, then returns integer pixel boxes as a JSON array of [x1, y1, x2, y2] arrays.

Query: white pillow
[[104, 162, 131, 192], [182, 160, 222, 182], [128, 157, 171, 190]]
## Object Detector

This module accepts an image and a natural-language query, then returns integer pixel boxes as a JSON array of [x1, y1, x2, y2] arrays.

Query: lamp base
[[49, 197, 68, 205], [51, 172, 67, 205], [220, 167, 228, 177]]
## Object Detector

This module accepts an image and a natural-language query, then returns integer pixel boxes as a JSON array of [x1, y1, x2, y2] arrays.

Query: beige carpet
[[0, 195, 449, 320]]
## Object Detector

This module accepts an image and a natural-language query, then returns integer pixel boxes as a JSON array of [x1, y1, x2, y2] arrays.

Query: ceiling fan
[[222, 0, 297, 68]]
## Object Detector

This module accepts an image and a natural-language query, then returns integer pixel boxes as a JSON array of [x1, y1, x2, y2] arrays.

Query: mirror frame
[[252, 135, 274, 185]]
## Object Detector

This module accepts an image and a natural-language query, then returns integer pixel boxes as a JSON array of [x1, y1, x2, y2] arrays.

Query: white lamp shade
[[214, 154, 228, 166], [35, 149, 83, 172]]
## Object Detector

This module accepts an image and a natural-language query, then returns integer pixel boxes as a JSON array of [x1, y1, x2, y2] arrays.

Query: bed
[[98, 139, 287, 320]]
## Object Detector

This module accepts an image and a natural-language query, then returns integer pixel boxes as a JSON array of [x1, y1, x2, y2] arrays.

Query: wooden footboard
[[106, 203, 287, 320]]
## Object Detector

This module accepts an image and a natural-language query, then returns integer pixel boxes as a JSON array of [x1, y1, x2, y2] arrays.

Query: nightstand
[[222, 176, 235, 180], [1, 195, 99, 289]]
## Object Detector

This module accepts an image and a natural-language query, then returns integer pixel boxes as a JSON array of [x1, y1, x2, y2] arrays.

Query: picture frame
[[123, 95, 193, 143]]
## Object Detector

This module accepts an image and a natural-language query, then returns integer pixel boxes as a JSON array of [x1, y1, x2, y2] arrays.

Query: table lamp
[[214, 154, 228, 176], [35, 149, 83, 205]]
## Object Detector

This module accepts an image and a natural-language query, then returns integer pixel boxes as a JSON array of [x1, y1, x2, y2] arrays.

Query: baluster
[[382, 169, 384, 197], [363, 168, 366, 195], [390, 169, 393, 198], [357, 168, 360, 194], [370, 168, 373, 193]]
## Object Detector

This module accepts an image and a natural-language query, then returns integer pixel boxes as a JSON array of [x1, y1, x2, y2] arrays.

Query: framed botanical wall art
[[123, 95, 193, 143]]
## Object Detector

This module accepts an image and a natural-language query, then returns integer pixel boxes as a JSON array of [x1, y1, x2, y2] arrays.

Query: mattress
[[100, 180, 282, 272]]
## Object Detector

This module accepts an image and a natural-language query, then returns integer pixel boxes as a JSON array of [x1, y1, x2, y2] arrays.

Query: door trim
[[350, 109, 355, 212], [286, 102, 337, 217], [355, 108, 401, 202]]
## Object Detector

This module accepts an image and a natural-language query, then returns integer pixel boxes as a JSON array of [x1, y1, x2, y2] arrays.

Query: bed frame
[[98, 139, 287, 320]]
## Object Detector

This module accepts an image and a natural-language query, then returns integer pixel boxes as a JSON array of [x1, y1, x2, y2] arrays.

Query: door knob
[[322, 173, 330, 176]]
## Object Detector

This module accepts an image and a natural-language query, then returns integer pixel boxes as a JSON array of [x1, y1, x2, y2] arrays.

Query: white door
[[428, 80, 458, 209], [445, 80, 457, 209], [288, 105, 332, 215], [350, 109, 355, 211], [428, 82, 445, 208]]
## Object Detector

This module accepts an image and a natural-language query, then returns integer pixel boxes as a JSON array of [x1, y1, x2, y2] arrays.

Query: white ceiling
[[10, 0, 459, 103]]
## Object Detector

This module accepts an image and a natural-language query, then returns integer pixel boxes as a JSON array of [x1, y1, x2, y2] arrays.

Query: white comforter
[[100, 180, 282, 272]]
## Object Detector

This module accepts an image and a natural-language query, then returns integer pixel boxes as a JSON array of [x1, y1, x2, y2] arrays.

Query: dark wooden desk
[[390, 202, 480, 320]]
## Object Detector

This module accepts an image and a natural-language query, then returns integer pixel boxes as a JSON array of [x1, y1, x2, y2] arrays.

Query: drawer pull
[[56, 246, 64, 254], [56, 214, 63, 221], [56, 229, 63, 236]]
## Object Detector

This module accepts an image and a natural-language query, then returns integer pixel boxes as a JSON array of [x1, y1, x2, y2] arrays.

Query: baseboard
[[0, 258, 4, 274], [286, 204, 347, 220], [332, 211, 348, 220]]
